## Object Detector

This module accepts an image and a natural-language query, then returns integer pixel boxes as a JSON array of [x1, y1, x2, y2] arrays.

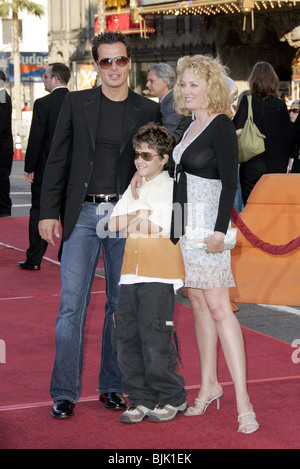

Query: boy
[[109, 123, 187, 423]]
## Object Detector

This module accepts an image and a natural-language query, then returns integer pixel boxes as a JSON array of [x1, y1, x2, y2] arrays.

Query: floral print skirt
[[180, 174, 235, 290]]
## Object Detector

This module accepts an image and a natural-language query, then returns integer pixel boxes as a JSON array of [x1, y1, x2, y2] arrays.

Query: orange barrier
[[13, 134, 23, 161], [230, 174, 300, 306]]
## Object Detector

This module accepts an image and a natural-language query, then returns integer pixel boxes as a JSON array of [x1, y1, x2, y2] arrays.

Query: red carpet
[[1, 217, 300, 449]]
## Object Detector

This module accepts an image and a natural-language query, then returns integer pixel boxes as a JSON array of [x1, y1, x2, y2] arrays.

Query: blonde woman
[[171, 55, 259, 434]]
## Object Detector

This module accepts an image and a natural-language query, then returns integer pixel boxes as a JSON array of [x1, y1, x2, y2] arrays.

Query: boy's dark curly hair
[[133, 122, 176, 162]]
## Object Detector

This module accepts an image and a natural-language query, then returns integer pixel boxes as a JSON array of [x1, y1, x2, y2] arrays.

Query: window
[[51, 0, 63, 32], [70, 0, 81, 30], [2, 19, 23, 44]]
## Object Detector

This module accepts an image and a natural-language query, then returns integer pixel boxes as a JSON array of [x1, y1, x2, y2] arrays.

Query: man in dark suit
[[18, 63, 70, 270], [0, 70, 13, 217], [38, 31, 161, 419], [146, 63, 191, 142]]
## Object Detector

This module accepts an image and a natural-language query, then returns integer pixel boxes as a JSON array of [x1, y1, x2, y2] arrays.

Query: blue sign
[[0, 52, 48, 83], [0, 52, 10, 78]]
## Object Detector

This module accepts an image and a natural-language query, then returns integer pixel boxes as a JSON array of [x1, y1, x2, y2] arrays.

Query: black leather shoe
[[18, 260, 40, 270], [99, 392, 127, 410], [51, 400, 75, 419], [0, 212, 11, 217]]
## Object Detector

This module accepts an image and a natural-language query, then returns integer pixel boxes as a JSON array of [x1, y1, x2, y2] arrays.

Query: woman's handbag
[[185, 226, 237, 250], [238, 95, 266, 163]]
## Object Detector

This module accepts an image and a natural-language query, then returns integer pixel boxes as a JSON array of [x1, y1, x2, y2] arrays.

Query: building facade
[[47, 1, 300, 98], [0, 0, 49, 110]]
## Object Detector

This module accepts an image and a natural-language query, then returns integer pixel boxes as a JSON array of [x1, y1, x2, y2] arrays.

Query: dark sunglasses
[[96, 56, 129, 70], [134, 151, 160, 161], [289, 108, 300, 114]]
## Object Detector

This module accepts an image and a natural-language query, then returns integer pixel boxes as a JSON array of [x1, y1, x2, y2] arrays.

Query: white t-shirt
[[110, 171, 183, 291]]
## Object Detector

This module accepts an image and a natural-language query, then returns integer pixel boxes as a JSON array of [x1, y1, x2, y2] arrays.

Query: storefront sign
[[80, 65, 97, 89], [138, 0, 175, 5], [0, 52, 48, 82], [95, 13, 154, 33]]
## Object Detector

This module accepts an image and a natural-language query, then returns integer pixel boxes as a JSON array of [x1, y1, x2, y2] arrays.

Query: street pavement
[[8, 160, 300, 346]]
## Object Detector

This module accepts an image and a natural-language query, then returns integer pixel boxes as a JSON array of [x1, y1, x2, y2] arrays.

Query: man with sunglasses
[[38, 31, 161, 419], [288, 100, 300, 124]]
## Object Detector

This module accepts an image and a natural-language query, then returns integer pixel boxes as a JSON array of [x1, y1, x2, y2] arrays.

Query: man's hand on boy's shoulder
[[130, 172, 142, 200]]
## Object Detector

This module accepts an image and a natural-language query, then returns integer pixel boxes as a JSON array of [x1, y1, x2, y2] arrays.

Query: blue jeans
[[50, 201, 126, 404]]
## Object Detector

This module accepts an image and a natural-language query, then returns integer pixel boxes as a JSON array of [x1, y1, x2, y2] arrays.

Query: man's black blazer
[[25, 87, 69, 183], [40, 86, 161, 240], [0, 89, 13, 158]]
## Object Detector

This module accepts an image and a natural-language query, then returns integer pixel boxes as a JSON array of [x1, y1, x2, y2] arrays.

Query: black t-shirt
[[87, 92, 127, 194]]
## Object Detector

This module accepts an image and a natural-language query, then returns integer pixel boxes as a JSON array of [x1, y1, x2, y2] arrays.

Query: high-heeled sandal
[[238, 408, 259, 434], [184, 391, 223, 417]]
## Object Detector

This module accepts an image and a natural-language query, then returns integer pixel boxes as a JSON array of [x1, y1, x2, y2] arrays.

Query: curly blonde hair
[[173, 55, 233, 118]]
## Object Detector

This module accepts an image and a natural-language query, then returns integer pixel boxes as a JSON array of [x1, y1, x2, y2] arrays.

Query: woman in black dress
[[172, 55, 259, 434], [233, 61, 291, 205]]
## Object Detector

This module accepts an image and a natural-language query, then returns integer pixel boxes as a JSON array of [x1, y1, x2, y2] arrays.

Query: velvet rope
[[231, 207, 300, 255]]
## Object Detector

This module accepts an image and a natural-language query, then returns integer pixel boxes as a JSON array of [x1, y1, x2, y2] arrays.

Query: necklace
[[194, 114, 209, 130], [183, 113, 212, 145], [186, 114, 209, 141]]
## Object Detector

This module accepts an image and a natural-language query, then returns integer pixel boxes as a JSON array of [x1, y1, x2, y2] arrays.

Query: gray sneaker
[[148, 401, 188, 422], [120, 405, 152, 423]]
